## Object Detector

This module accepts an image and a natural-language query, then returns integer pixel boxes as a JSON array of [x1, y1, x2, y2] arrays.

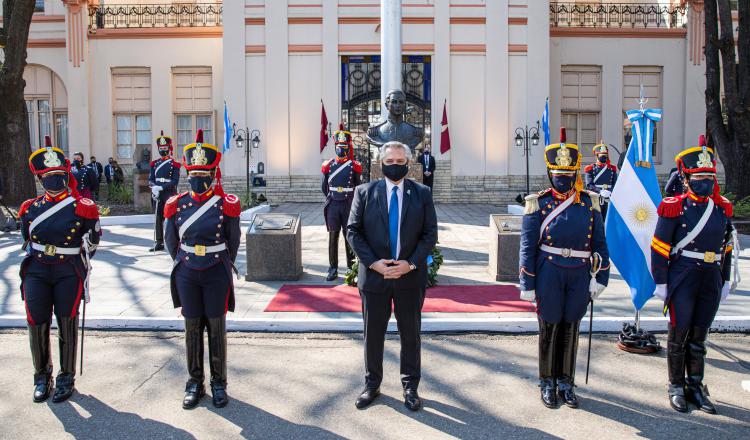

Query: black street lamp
[[514, 121, 541, 196], [232, 124, 260, 201]]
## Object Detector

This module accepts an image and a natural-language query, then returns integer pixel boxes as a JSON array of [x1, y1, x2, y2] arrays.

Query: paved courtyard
[[0, 203, 748, 330]]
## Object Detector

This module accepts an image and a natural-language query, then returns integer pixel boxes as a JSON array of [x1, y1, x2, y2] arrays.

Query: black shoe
[[540, 378, 557, 409], [557, 381, 579, 408], [403, 389, 422, 411], [355, 387, 380, 409], [183, 381, 206, 409], [52, 374, 75, 403], [326, 267, 338, 282], [211, 382, 229, 408], [33, 377, 53, 403], [668, 384, 688, 413], [150, 243, 165, 252], [686, 383, 717, 414]]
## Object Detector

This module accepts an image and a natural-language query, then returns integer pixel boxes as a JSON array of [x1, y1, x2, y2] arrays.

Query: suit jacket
[[418, 153, 436, 174], [347, 178, 438, 293]]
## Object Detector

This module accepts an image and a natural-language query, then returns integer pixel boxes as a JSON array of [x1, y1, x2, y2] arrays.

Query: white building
[[21, 1, 731, 203]]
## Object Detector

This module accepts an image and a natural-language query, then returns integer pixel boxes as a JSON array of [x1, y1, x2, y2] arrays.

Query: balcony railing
[[550, 3, 687, 29], [89, 3, 222, 30]]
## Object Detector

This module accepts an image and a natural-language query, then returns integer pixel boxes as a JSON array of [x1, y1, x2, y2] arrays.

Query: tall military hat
[[592, 142, 609, 156], [29, 135, 70, 175], [544, 127, 582, 173], [675, 139, 716, 176], [182, 129, 221, 171], [156, 130, 173, 154], [333, 123, 354, 160]]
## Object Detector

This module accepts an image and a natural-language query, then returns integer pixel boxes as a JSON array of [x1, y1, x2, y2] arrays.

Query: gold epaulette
[[585, 191, 601, 212], [524, 194, 540, 215]]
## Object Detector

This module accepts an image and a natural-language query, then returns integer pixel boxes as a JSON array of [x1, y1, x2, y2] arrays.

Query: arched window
[[23, 65, 69, 154]]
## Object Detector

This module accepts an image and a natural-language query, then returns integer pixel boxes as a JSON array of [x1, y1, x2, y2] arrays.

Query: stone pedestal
[[134, 171, 151, 209], [488, 214, 523, 282], [246, 213, 302, 281]]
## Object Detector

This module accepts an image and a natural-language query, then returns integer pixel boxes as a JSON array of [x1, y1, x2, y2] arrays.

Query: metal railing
[[550, 2, 688, 29], [89, 3, 222, 30]]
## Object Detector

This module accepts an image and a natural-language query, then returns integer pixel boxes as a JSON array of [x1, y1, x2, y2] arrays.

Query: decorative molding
[[289, 44, 323, 53], [245, 18, 265, 25], [64, 0, 86, 68], [288, 17, 323, 24], [689, 0, 705, 65], [89, 27, 223, 39], [508, 44, 528, 53], [550, 27, 687, 39], [337, 17, 434, 24], [450, 44, 485, 53], [338, 43, 434, 53], [508, 17, 528, 25], [27, 38, 66, 48], [450, 17, 485, 24], [32, 15, 66, 23], [245, 45, 266, 54]]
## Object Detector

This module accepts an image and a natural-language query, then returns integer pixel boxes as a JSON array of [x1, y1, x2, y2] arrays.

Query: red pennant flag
[[320, 101, 329, 153], [440, 100, 451, 154]]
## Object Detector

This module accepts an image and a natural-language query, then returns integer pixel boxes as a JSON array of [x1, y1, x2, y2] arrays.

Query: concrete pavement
[[0, 331, 748, 439]]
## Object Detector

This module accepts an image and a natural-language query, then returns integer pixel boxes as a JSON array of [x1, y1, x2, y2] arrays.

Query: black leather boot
[[685, 326, 716, 414], [667, 326, 690, 413], [52, 316, 78, 403], [29, 322, 53, 403], [538, 318, 559, 408], [149, 242, 165, 252], [557, 321, 581, 408], [207, 316, 229, 408], [326, 232, 339, 281], [183, 317, 206, 409]]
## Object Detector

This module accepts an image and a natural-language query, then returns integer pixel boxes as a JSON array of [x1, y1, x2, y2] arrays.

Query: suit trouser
[[360, 285, 425, 390], [151, 196, 169, 244]]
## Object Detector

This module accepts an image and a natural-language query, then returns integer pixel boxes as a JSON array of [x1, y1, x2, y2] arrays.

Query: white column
[[222, 0, 247, 176], [322, 0, 339, 157], [380, 0, 402, 118], [265, 0, 290, 177], [485, 0, 508, 176], [433, 0, 450, 161]]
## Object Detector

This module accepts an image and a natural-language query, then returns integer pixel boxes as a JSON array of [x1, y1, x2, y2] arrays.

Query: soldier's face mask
[[73, 159, 82, 167], [551, 173, 575, 193], [689, 176, 714, 197], [158, 148, 170, 157], [189, 172, 213, 194], [597, 155, 607, 164], [41, 172, 68, 193], [335, 146, 348, 158]]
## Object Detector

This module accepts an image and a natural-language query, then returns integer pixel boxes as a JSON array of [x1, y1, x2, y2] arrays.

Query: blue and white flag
[[223, 101, 231, 153], [605, 108, 663, 311], [541, 97, 551, 146]]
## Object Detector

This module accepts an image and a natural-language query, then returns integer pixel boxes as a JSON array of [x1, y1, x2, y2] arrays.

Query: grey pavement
[[1, 202, 749, 327], [0, 331, 748, 439]]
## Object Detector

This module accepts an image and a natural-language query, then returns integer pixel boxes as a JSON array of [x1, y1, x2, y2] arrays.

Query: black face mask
[[335, 147, 348, 158], [158, 150, 169, 157], [73, 160, 82, 168], [551, 174, 575, 193], [597, 155, 607, 164], [382, 163, 409, 182], [41, 174, 68, 193], [189, 175, 213, 194], [108, 161, 114, 165], [689, 178, 714, 197]]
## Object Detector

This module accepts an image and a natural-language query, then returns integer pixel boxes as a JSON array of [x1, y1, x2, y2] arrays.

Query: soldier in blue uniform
[[70, 151, 96, 200], [321, 124, 362, 281], [651, 144, 736, 414], [583, 142, 618, 220], [164, 129, 241, 409], [148, 131, 181, 252], [519, 128, 610, 409], [18, 136, 101, 403]]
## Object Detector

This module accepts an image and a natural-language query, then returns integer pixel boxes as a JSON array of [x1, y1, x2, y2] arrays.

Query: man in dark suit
[[89, 156, 103, 200], [417, 146, 436, 190], [347, 141, 438, 412]]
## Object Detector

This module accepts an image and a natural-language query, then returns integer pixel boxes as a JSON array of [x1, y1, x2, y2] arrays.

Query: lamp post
[[233, 124, 260, 201], [514, 122, 541, 196]]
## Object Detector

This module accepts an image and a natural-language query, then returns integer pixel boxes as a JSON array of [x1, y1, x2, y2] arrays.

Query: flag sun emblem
[[630, 203, 654, 228]]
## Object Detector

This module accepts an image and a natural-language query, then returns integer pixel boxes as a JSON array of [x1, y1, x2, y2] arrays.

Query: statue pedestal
[[134, 171, 151, 209], [370, 162, 423, 183]]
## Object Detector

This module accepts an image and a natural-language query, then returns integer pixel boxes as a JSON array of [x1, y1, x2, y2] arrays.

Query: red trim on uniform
[[190, 189, 214, 203], [584, 164, 594, 173], [222, 194, 241, 217], [716, 195, 733, 217], [657, 196, 683, 218], [74, 197, 100, 219], [224, 285, 231, 314], [71, 279, 83, 317], [18, 197, 42, 218], [44, 191, 70, 202], [668, 299, 676, 327], [321, 159, 332, 174], [352, 160, 363, 174], [22, 283, 36, 325], [606, 163, 618, 172], [164, 193, 184, 219]]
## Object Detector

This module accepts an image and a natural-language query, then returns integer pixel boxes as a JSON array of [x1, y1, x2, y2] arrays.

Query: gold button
[[76, 222, 81, 226], [185, 256, 189, 260], [70, 228, 75, 233], [547, 236, 552, 240], [32, 235, 37, 239], [587, 234, 591, 238], [67, 236, 72, 240], [188, 203, 193, 207], [548, 256, 553, 260], [59, 255, 64, 260], [215, 233, 220, 237]]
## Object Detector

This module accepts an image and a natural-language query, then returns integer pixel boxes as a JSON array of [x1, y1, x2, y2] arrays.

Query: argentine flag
[[605, 108, 663, 310], [223, 101, 232, 153], [541, 97, 551, 146]]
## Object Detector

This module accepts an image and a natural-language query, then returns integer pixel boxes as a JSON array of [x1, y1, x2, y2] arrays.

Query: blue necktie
[[389, 186, 399, 260]]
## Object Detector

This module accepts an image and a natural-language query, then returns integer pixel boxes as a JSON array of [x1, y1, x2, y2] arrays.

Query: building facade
[[20, 1, 729, 204]]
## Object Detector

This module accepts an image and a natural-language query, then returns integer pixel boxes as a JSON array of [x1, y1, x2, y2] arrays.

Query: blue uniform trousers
[[536, 260, 590, 324], [668, 265, 722, 329], [175, 263, 231, 319], [23, 261, 83, 325]]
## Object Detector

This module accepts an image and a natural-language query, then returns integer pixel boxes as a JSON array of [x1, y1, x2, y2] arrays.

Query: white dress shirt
[[385, 178, 404, 259]]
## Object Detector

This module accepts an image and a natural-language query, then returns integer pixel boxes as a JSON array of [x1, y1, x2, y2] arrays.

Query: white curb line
[[1, 315, 748, 333], [99, 204, 270, 226]]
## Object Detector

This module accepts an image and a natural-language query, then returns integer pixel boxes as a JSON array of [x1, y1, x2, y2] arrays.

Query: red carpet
[[264, 284, 534, 313]]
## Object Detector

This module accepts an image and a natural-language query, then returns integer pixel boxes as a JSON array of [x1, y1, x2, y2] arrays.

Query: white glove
[[600, 189, 611, 199], [151, 185, 162, 197], [590, 281, 606, 300], [720, 283, 730, 303], [520, 290, 536, 302], [654, 284, 667, 301]]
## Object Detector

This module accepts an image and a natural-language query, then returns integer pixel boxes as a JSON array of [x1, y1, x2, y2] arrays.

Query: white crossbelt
[[155, 178, 171, 183], [329, 186, 354, 193], [672, 198, 714, 255], [29, 196, 76, 235], [180, 243, 227, 255], [30, 242, 81, 255], [594, 166, 608, 183], [178, 195, 222, 240], [538, 195, 576, 241], [540, 244, 592, 259], [327, 161, 352, 183], [679, 250, 722, 263], [154, 159, 172, 175]]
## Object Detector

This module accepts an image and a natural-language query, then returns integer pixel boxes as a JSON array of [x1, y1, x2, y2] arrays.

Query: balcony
[[88, 3, 222, 31], [550, 2, 687, 29]]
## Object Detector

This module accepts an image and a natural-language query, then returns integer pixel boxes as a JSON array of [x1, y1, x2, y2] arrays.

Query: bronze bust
[[366, 89, 424, 150], [135, 147, 152, 173]]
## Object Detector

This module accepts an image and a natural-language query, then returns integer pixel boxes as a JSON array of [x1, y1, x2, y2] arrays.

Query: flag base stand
[[616, 312, 661, 354]]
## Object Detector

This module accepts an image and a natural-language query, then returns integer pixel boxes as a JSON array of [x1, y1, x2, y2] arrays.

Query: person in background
[[104, 157, 115, 188], [148, 132, 181, 252], [89, 156, 103, 201], [583, 142, 618, 220], [70, 152, 96, 200], [112, 160, 125, 187], [417, 146, 436, 191]]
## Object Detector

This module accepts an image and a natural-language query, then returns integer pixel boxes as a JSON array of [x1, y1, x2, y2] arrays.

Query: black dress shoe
[[403, 389, 422, 411], [355, 387, 380, 409], [557, 382, 579, 409], [52, 374, 75, 403], [326, 267, 338, 281], [183, 381, 206, 409], [149, 243, 165, 252], [33, 378, 53, 403], [211, 382, 229, 408], [668, 384, 688, 413], [540, 378, 557, 409], [686, 383, 716, 414]]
